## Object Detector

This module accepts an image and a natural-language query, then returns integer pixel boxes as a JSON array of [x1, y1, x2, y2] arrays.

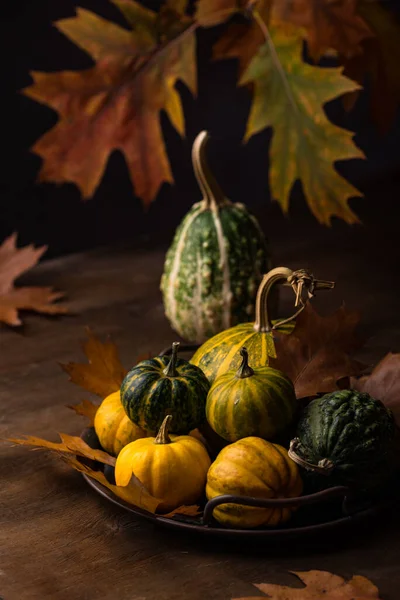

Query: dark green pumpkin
[[206, 347, 297, 442], [289, 390, 396, 491], [120, 342, 210, 434]]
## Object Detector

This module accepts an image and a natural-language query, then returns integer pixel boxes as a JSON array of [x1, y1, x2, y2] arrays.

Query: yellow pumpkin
[[94, 391, 148, 456], [115, 415, 211, 512], [206, 437, 303, 528]]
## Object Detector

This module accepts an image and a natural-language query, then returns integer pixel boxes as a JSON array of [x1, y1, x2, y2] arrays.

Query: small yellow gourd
[[206, 437, 303, 529], [115, 415, 211, 512], [94, 391, 148, 456]]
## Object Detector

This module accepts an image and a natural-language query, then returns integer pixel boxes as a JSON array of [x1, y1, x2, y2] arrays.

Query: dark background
[[2, 0, 400, 259]]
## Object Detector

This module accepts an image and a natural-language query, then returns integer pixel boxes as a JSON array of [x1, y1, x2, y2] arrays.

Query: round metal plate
[[80, 428, 399, 541]]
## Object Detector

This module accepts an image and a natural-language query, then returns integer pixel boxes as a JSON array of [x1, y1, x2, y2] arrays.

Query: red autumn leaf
[[0, 233, 68, 327], [269, 302, 365, 399], [23, 1, 197, 205]]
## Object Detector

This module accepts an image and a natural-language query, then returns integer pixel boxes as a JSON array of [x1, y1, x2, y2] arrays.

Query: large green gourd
[[160, 130, 271, 343], [120, 342, 210, 434], [289, 390, 397, 491], [191, 267, 335, 385], [206, 346, 297, 442]]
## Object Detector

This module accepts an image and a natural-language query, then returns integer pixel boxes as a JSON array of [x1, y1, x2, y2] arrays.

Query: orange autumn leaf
[[6, 432, 115, 466], [162, 505, 202, 518], [233, 570, 382, 599], [269, 302, 365, 399], [23, 1, 197, 205], [0, 232, 68, 327], [60, 328, 127, 397], [273, 0, 373, 61], [67, 399, 99, 426]]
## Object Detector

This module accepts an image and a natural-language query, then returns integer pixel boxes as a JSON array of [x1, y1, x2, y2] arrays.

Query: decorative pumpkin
[[115, 415, 211, 512], [120, 342, 210, 434], [160, 130, 271, 344], [94, 391, 148, 456], [206, 346, 297, 442], [191, 266, 335, 385], [288, 390, 397, 491], [206, 437, 303, 528]]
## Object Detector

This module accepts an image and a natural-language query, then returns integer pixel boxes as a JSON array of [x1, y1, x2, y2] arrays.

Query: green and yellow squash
[[120, 342, 210, 434], [115, 415, 211, 512], [206, 346, 297, 442], [94, 390, 148, 456], [206, 437, 303, 528], [289, 389, 397, 491], [160, 130, 271, 343], [191, 266, 334, 385]]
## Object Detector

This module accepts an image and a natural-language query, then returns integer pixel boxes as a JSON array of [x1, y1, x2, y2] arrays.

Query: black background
[[2, 0, 400, 259]]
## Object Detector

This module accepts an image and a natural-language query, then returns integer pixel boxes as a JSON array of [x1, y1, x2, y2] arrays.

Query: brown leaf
[[351, 352, 400, 427], [0, 233, 68, 326], [269, 303, 365, 399], [162, 505, 202, 518], [61, 455, 161, 514], [233, 570, 381, 599], [273, 0, 373, 61], [6, 433, 115, 466], [60, 328, 127, 397], [67, 399, 99, 426], [23, 4, 196, 205], [195, 0, 249, 27]]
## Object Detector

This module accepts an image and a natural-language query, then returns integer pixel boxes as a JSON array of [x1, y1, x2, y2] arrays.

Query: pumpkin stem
[[163, 342, 180, 377], [154, 415, 172, 445], [254, 267, 335, 333], [288, 438, 334, 475], [236, 347, 254, 379], [192, 131, 229, 212]]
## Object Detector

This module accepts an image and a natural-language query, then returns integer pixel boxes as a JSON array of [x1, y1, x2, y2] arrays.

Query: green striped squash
[[160, 131, 271, 343], [190, 267, 295, 385], [120, 342, 210, 434], [206, 347, 297, 442]]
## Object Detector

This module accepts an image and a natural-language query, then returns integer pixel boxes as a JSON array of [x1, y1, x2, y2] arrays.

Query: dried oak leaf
[[6, 432, 115, 466], [23, 1, 196, 205], [218, 17, 365, 225], [233, 570, 381, 599], [343, 1, 400, 133], [269, 302, 365, 399], [60, 328, 127, 398], [351, 352, 400, 427], [0, 233, 67, 327], [67, 399, 99, 426], [273, 0, 373, 61]]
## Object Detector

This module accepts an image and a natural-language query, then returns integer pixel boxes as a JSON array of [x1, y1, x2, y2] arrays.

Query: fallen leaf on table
[[67, 399, 99, 426], [351, 352, 400, 427], [0, 232, 67, 327], [60, 328, 127, 397], [273, 0, 373, 61], [233, 570, 382, 599], [6, 432, 115, 466], [269, 302, 365, 399], [237, 20, 364, 225], [23, 1, 197, 205], [62, 455, 161, 513]]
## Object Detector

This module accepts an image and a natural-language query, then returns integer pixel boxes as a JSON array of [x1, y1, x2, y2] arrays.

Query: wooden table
[[1, 215, 400, 600]]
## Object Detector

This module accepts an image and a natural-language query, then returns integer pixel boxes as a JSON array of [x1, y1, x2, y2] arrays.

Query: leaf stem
[[252, 9, 299, 116]]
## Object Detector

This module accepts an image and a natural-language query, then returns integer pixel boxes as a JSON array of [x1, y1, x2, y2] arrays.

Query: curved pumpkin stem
[[163, 342, 180, 377], [154, 415, 172, 445], [288, 437, 334, 475], [254, 267, 335, 333], [235, 347, 254, 379], [192, 131, 229, 211]]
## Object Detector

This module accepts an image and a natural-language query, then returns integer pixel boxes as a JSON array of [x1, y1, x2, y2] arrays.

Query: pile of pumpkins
[[94, 337, 397, 530]]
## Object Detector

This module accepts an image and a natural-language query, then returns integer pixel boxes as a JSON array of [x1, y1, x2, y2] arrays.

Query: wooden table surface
[[1, 215, 400, 600]]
